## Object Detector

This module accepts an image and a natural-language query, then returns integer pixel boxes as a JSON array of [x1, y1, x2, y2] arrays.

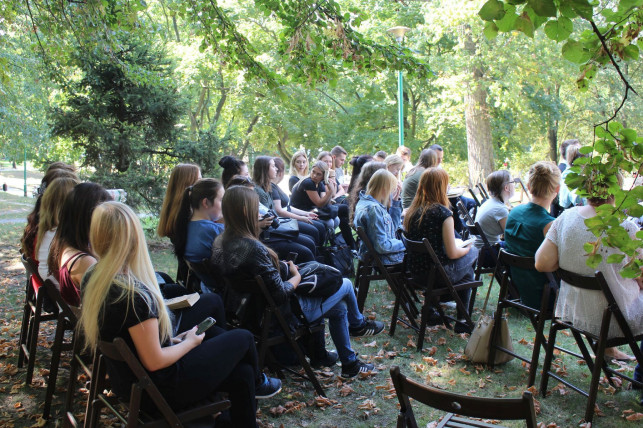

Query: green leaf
[[583, 242, 594, 253], [623, 45, 640, 60], [515, 15, 534, 37], [483, 22, 499, 40], [562, 40, 588, 63], [570, 0, 594, 20], [479, 0, 506, 21], [544, 17, 574, 42], [621, 128, 637, 142], [559, 2, 578, 18], [528, 0, 557, 17], [496, 6, 519, 32], [595, 126, 608, 138], [608, 121, 624, 134], [606, 253, 626, 264], [587, 253, 602, 267], [579, 145, 593, 154]]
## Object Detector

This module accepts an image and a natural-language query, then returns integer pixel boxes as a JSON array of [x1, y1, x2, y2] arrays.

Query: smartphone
[[323, 169, 330, 185], [195, 317, 216, 335]]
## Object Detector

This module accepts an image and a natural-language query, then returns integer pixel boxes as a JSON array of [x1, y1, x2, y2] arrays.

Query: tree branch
[[317, 89, 348, 113]]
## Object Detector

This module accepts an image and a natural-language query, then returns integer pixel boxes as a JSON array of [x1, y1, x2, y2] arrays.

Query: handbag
[[294, 261, 343, 298], [316, 204, 339, 220], [464, 276, 514, 364], [263, 217, 299, 240], [319, 232, 355, 278]]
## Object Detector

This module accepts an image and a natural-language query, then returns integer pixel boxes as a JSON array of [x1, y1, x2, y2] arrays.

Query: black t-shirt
[[288, 175, 300, 192], [406, 204, 453, 274], [271, 183, 290, 209], [289, 177, 325, 212]]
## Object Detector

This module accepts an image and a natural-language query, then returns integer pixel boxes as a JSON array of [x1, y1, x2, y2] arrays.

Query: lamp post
[[387, 26, 411, 147]]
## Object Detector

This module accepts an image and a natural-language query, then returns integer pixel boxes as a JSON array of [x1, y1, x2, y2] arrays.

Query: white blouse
[[546, 207, 643, 338]]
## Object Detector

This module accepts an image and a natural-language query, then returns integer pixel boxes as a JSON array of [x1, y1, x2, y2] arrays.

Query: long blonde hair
[[366, 169, 397, 208], [80, 202, 171, 351], [290, 150, 309, 178], [35, 177, 80, 256], [157, 163, 201, 239]]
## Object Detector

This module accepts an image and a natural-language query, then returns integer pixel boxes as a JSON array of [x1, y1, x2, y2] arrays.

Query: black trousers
[[160, 294, 260, 427]]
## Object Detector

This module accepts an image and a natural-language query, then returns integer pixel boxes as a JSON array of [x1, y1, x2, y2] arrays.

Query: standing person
[[558, 143, 586, 209], [402, 149, 438, 210], [47, 182, 112, 306], [288, 149, 309, 192], [504, 161, 560, 311], [331, 146, 349, 192], [212, 187, 384, 378], [403, 168, 478, 329], [396, 146, 413, 178], [353, 170, 404, 266], [473, 170, 515, 267], [80, 202, 281, 428], [558, 139, 580, 173]]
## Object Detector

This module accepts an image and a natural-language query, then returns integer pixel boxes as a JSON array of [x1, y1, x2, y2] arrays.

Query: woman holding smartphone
[[80, 202, 281, 427]]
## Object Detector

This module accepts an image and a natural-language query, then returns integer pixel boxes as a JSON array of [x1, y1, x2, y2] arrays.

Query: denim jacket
[[353, 191, 405, 265]]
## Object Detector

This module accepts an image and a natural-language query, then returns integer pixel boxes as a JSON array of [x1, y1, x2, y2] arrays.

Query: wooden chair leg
[[25, 292, 46, 385], [43, 315, 67, 418], [539, 324, 560, 396]]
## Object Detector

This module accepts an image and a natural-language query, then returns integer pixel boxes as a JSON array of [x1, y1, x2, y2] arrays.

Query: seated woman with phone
[[79, 201, 281, 428]]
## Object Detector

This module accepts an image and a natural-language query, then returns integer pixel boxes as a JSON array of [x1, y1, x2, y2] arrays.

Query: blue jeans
[[297, 279, 364, 364], [442, 246, 479, 317]]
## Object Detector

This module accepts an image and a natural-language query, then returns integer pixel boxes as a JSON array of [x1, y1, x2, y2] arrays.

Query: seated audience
[[401, 149, 438, 210], [290, 161, 355, 249], [535, 173, 642, 361], [157, 163, 202, 286], [504, 161, 560, 311], [212, 186, 384, 378], [270, 157, 326, 245], [47, 182, 112, 306], [289, 149, 309, 192], [404, 168, 478, 328], [219, 156, 249, 189], [35, 176, 80, 281], [353, 170, 404, 265], [80, 201, 281, 428], [173, 178, 225, 264], [395, 146, 413, 178], [346, 154, 373, 195], [348, 161, 386, 224], [473, 170, 515, 266]]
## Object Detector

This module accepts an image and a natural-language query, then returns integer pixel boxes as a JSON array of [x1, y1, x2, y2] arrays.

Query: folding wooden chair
[[487, 249, 563, 387], [390, 365, 538, 428], [539, 268, 643, 423], [467, 187, 483, 208], [354, 227, 419, 334], [63, 306, 94, 427], [400, 234, 482, 350], [85, 338, 231, 428], [17, 254, 57, 386], [456, 200, 500, 282], [185, 258, 225, 294], [223, 275, 326, 397], [476, 182, 490, 200]]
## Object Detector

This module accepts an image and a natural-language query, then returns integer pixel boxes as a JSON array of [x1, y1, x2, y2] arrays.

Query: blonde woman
[[80, 202, 281, 427], [353, 169, 404, 266], [289, 149, 309, 191], [35, 176, 81, 281], [384, 154, 404, 204]]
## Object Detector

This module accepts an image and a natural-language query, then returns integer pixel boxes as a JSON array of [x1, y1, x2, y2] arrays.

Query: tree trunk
[[463, 27, 494, 186]]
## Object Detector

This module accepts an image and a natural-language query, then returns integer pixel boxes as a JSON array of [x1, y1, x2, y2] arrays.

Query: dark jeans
[[163, 294, 259, 427], [336, 203, 356, 249], [263, 234, 315, 263], [635, 341, 643, 385]]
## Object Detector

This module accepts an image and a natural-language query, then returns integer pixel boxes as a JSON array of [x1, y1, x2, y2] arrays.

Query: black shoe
[[311, 350, 339, 369], [349, 320, 385, 337], [255, 373, 282, 399], [454, 320, 472, 334], [425, 307, 442, 326], [341, 359, 375, 379]]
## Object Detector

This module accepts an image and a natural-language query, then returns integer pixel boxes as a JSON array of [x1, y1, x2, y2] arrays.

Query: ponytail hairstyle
[[80, 201, 170, 352], [253, 156, 274, 192], [35, 176, 80, 256], [485, 170, 511, 203], [219, 156, 246, 189], [47, 182, 112, 277], [404, 167, 450, 232], [220, 186, 279, 268], [407, 149, 438, 177], [527, 161, 561, 199], [158, 164, 201, 239], [173, 178, 224, 259]]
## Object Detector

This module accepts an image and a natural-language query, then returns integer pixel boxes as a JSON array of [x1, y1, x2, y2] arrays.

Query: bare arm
[[273, 199, 311, 223], [129, 319, 203, 372], [306, 182, 335, 208], [442, 216, 470, 259], [535, 238, 559, 272], [70, 255, 97, 289], [498, 216, 507, 231]]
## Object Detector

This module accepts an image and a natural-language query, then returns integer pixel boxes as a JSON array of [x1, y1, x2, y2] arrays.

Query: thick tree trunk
[[463, 27, 493, 186]]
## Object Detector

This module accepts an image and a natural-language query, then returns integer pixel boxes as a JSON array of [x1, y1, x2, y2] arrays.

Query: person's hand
[[182, 326, 205, 347], [327, 179, 337, 196], [308, 211, 319, 220], [393, 181, 402, 200], [287, 261, 301, 287], [170, 331, 188, 344], [299, 215, 312, 224], [258, 215, 275, 229]]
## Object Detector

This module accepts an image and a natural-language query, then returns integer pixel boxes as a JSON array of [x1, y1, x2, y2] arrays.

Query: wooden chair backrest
[[390, 365, 537, 428]]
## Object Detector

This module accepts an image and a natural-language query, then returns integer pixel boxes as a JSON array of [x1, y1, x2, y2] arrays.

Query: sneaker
[[349, 320, 385, 337], [341, 359, 375, 379], [255, 373, 282, 399], [310, 350, 339, 369]]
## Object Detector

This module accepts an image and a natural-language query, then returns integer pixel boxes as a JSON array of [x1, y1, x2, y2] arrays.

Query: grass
[[0, 191, 640, 427]]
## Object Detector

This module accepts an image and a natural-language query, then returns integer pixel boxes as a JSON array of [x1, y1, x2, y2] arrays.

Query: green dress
[[504, 203, 555, 310]]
